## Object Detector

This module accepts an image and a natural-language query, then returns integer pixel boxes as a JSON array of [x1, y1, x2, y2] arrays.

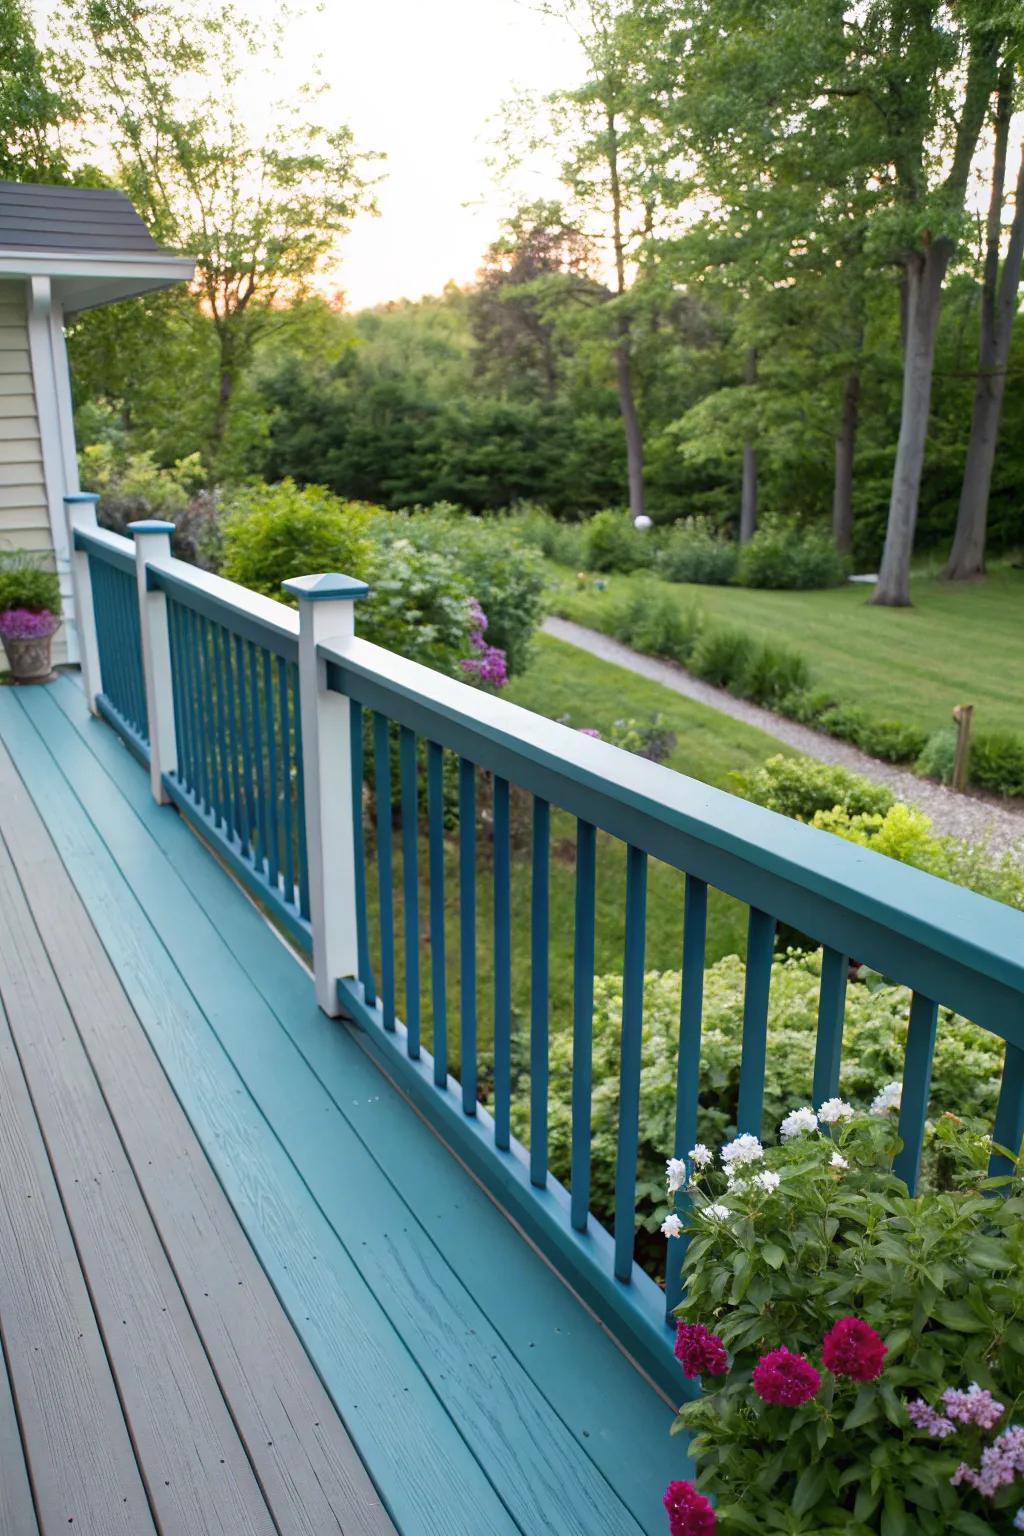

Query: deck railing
[[66, 496, 1024, 1399]]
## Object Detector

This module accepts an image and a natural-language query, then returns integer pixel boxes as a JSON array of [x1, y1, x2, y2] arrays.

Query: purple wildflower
[[942, 1383, 1005, 1431], [952, 1425, 1024, 1499], [578, 727, 602, 739], [0, 606, 58, 640], [459, 598, 508, 688], [906, 1399, 956, 1439]]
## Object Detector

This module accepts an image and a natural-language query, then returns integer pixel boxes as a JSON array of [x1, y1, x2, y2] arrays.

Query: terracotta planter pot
[[1, 615, 60, 684]]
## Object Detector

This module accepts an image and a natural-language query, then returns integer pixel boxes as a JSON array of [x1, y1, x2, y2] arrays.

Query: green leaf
[[792, 1462, 828, 1516], [762, 1243, 786, 1270], [844, 1386, 879, 1430]]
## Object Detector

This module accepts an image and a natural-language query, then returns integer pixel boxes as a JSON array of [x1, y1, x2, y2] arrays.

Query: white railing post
[[64, 492, 103, 713], [128, 520, 177, 805], [283, 573, 369, 1016]]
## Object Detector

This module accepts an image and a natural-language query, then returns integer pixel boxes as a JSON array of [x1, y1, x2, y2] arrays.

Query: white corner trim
[[27, 274, 79, 661]]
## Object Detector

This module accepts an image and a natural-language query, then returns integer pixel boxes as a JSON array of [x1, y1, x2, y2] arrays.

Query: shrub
[[508, 504, 586, 567], [617, 586, 704, 663], [583, 508, 652, 572], [654, 517, 738, 586], [738, 516, 848, 590], [778, 686, 841, 725], [79, 442, 217, 563], [667, 1116, 1024, 1532], [513, 952, 1003, 1246], [853, 716, 928, 763], [733, 754, 895, 820], [382, 509, 544, 676], [970, 729, 1024, 798], [819, 702, 870, 743], [605, 713, 677, 762], [221, 480, 377, 596], [916, 726, 957, 785], [690, 624, 754, 688], [733, 640, 812, 708], [358, 540, 474, 676], [0, 551, 61, 617]]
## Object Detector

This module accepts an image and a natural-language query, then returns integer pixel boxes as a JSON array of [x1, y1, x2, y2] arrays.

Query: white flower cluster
[[817, 1097, 854, 1125], [720, 1133, 764, 1168], [870, 1081, 902, 1116], [831, 1151, 848, 1170], [754, 1169, 780, 1193], [701, 1203, 731, 1224], [661, 1213, 683, 1239], [779, 1106, 818, 1141], [689, 1143, 713, 1169]]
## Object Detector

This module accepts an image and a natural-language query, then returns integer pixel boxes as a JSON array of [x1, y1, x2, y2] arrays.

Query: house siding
[[0, 279, 67, 664]]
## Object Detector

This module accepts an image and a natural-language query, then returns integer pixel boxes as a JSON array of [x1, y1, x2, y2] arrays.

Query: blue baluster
[[247, 641, 267, 874], [894, 992, 938, 1193], [614, 844, 648, 1282], [530, 796, 550, 1186], [262, 650, 279, 889], [812, 947, 849, 1110], [459, 757, 477, 1113], [277, 655, 296, 907], [373, 712, 396, 1030], [291, 662, 310, 920], [427, 741, 447, 1085], [666, 873, 708, 1317], [570, 818, 596, 1230], [990, 1043, 1024, 1180], [492, 776, 512, 1149], [222, 625, 243, 850], [400, 727, 421, 1059], [736, 907, 776, 1137]]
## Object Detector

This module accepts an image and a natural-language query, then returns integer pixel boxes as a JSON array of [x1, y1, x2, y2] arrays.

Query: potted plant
[[0, 554, 62, 684]]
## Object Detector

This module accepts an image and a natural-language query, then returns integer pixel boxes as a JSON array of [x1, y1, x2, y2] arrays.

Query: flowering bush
[[0, 606, 59, 640], [661, 1107, 1024, 1532], [518, 953, 1003, 1260], [459, 598, 508, 688]]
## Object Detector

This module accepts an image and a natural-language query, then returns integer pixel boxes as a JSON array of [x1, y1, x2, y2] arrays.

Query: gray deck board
[[0, 739, 396, 1536], [0, 998, 156, 1535], [0, 742, 394, 1536], [0, 1337, 40, 1536]]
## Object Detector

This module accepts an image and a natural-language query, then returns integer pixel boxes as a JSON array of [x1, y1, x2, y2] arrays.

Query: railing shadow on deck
[[65, 492, 1024, 1401]]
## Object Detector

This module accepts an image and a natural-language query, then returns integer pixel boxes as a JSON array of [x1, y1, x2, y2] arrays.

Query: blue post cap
[[127, 519, 176, 535], [64, 492, 99, 503], [282, 573, 370, 602]]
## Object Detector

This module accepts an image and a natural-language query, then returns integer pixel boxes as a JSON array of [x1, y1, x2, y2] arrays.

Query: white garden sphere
[[633, 514, 653, 530]]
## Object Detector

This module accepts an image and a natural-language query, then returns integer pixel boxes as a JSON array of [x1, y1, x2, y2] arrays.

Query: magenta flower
[[752, 1347, 821, 1407], [674, 1323, 728, 1380], [459, 598, 508, 688], [0, 606, 58, 640], [663, 1479, 715, 1535], [821, 1317, 887, 1382], [906, 1398, 956, 1439], [578, 726, 602, 739]]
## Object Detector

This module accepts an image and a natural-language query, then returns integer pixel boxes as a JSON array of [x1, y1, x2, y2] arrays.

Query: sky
[[253, 0, 586, 310]]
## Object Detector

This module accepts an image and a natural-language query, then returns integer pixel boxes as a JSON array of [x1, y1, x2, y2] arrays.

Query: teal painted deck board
[[0, 689, 512, 1536], [47, 673, 688, 1528], [6, 678, 688, 1535]]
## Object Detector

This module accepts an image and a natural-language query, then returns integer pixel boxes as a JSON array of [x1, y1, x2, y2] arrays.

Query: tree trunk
[[946, 104, 1024, 579], [872, 240, 951, 606], [615, 339, 645, 521], [739, 346, 757, 542], [832, 365, 861, 556], [211, 323, 237, 460]]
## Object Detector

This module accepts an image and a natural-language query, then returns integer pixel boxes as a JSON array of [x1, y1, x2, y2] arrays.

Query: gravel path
[[543, 616, 1024, 856]]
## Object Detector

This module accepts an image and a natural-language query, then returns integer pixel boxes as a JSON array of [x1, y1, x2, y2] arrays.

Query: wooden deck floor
[[0, 673, 685, 1536]]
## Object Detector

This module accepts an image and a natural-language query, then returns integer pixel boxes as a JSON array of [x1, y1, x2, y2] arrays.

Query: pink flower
[[906, 1398, 956, 1438], [0, 606, 58, 640], [663, 1480, 715, 1535], [951, 1425, 1024, 1499], [942, 1383, 1005, 1431], [821, 1317, 887, 1382], [674, 1323, 728, 1380], [752, 1347, 821, 1407]]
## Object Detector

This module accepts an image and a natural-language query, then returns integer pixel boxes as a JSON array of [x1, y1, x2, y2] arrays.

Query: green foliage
[[510, 506, 587, 567], [220, 479, 376, 596], [733, 640, 812, 708], [379, 509, 544, 676], [358, 539, 474, 677], [516, 952, 1003, 1245], [690, 624, 754, 687], [671, 1120, 1024, 1531], [732, 753, 894, 821], [0, 551, 61, 616], [916, 727, 957, 785], [613, 584, 705, 663], [603, 713, 676, 763], [654, 517, 738, 585], [583, 509, 651, 573], [78, 442, 223, 564], [851, 716, 929, 764], [970, 730, 1024, 799], [738, 517, 849, 590]]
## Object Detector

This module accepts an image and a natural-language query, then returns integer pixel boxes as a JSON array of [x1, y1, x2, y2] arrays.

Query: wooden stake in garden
[[952, 704, 973, 792]]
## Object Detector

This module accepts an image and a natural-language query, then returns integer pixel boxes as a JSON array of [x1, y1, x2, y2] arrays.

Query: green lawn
[[546, 560, 1024, 738], [365, 633, 793, 1083]]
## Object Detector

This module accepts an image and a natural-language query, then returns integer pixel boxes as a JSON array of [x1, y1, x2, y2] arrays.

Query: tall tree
[[945, 62, 1024, 580], [63, 0, 376, 469], [0, 0, 74, 180]]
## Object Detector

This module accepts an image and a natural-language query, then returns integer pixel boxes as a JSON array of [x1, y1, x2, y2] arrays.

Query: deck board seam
[[0, 1298, 42, 1534]]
